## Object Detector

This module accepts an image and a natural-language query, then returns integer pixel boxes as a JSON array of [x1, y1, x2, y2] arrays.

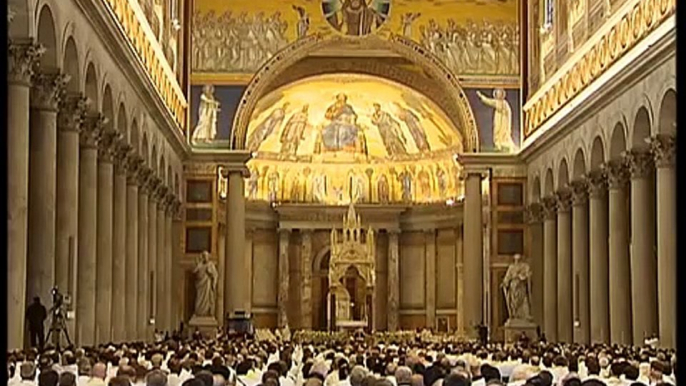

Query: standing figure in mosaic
[[371, 103, 407, 157], [477, 88, 516, 152], [248, 102, 290, 152], [192, 85, 220, 144]]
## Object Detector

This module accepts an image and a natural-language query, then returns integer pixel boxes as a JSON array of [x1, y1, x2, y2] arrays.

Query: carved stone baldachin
[[30, 72, 70, 111], [649, 134, 675, 168], [8, 41, 44, 85]]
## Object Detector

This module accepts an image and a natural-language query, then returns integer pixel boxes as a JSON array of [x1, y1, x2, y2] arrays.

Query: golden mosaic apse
[[242, 73, 465, 205]]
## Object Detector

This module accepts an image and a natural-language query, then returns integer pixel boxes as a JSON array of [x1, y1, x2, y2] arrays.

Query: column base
[[503, 318, 538, 343], [188, 315, 219, 338]]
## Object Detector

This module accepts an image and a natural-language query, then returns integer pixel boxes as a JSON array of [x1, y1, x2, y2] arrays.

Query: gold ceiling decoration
[[523, 0, 675, 138], [102, 0, 187, 129]]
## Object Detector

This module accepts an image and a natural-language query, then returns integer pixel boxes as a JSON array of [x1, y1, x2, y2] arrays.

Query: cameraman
[[26, 296, 47, 349]]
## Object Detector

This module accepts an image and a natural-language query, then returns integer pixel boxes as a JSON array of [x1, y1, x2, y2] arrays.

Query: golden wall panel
[[191, 0, 520, 80]]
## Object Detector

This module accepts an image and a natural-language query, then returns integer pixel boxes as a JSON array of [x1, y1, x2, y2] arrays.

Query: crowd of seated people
[[6, 330, 677, 386]]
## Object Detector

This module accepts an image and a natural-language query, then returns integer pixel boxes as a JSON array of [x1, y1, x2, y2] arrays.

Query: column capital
[[80, 114, 107, 149], [524, 202, 545, 224], [30, 71, 70, 111], [149, 178, 165, 201], [138, 168, 154, 193], [163, 192, 177, 215], [8, 40, 44, 86], [126, 155, 144, 185], [113, 141, 133, 174], [601, 160, 629, 189], [172, 199, 183, 220], [622, 149, 653, 179], [278, 228, 292, 236], [584, 170, 607, 198], [570, 180, 588, 206], [541, 196, 558, 220], [648, 134, 675, 168], [459, 169, 488, 181], [554, 189, 573, 212], [57, 93, 89, 132], [97, 129, 122, 163], [221, 164, 251, 178]]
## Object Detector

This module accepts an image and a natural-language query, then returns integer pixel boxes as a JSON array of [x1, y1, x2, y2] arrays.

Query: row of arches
[[15, 0, 183, 195], [531, 88, 675, 198]]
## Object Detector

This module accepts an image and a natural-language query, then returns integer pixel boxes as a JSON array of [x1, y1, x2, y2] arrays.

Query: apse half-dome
[[243, 73, 466, 204]]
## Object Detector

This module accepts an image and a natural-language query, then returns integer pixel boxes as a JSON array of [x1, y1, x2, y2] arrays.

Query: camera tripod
[[45, 304, 72, 350]]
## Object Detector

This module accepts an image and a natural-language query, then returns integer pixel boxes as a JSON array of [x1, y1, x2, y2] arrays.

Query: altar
[[326, 203, 376, 332]]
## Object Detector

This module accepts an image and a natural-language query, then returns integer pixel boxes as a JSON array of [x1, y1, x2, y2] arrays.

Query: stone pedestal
[[503, 318, 538, 343], [188, 315, 219, 337]]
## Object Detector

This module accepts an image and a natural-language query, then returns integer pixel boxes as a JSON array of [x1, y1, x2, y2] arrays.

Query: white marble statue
[[192, 85, 220, 144], [193, 251, 218, 317], [501, 254, 532, 321]]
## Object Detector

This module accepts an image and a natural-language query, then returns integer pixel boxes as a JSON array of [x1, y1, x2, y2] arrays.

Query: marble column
[[111, 143, 131, 342], [171, 201, 183, 329], [244, 228, 254, 318], [155, 187, 168, 331], [148, 179, 160, 336], [387, 230, 400, 331], [224, 168, 248, 317], [603, 160, 632, 344], [571, 180, 590, 344], [7, 42, 42, 350], [555, 189, 573, 342], [278, 229, 291, 328], [525, 203, 545, 328], [125, 157, 142, 341], [541, 197, 558, 341], [650, 135, 676, 348], [55, 94, 87, 296], [137, 170, 152, 340], [27, 71, 67, 306], [300, 230, 313, 329], [76, 115, 104, 345], [463, 173, 484, 333], [164, 194, 174, 331], [55, 94, 87, 344], [95, 129, 118, 343], [625, 150, 658, 344], [425, 230, 437, 329], [586, 170, 610, 343]]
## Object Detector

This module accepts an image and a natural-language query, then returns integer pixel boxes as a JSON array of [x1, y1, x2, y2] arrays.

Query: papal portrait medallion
[[321, 0, 391, 36]]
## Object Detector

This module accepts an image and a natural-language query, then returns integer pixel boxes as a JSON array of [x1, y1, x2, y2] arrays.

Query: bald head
[[92, 363, 108, 380], [395, 367, 413, 385]]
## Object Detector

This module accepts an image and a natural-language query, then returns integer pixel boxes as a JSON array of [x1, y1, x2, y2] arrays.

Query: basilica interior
[[6, 0, 676, 351]]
